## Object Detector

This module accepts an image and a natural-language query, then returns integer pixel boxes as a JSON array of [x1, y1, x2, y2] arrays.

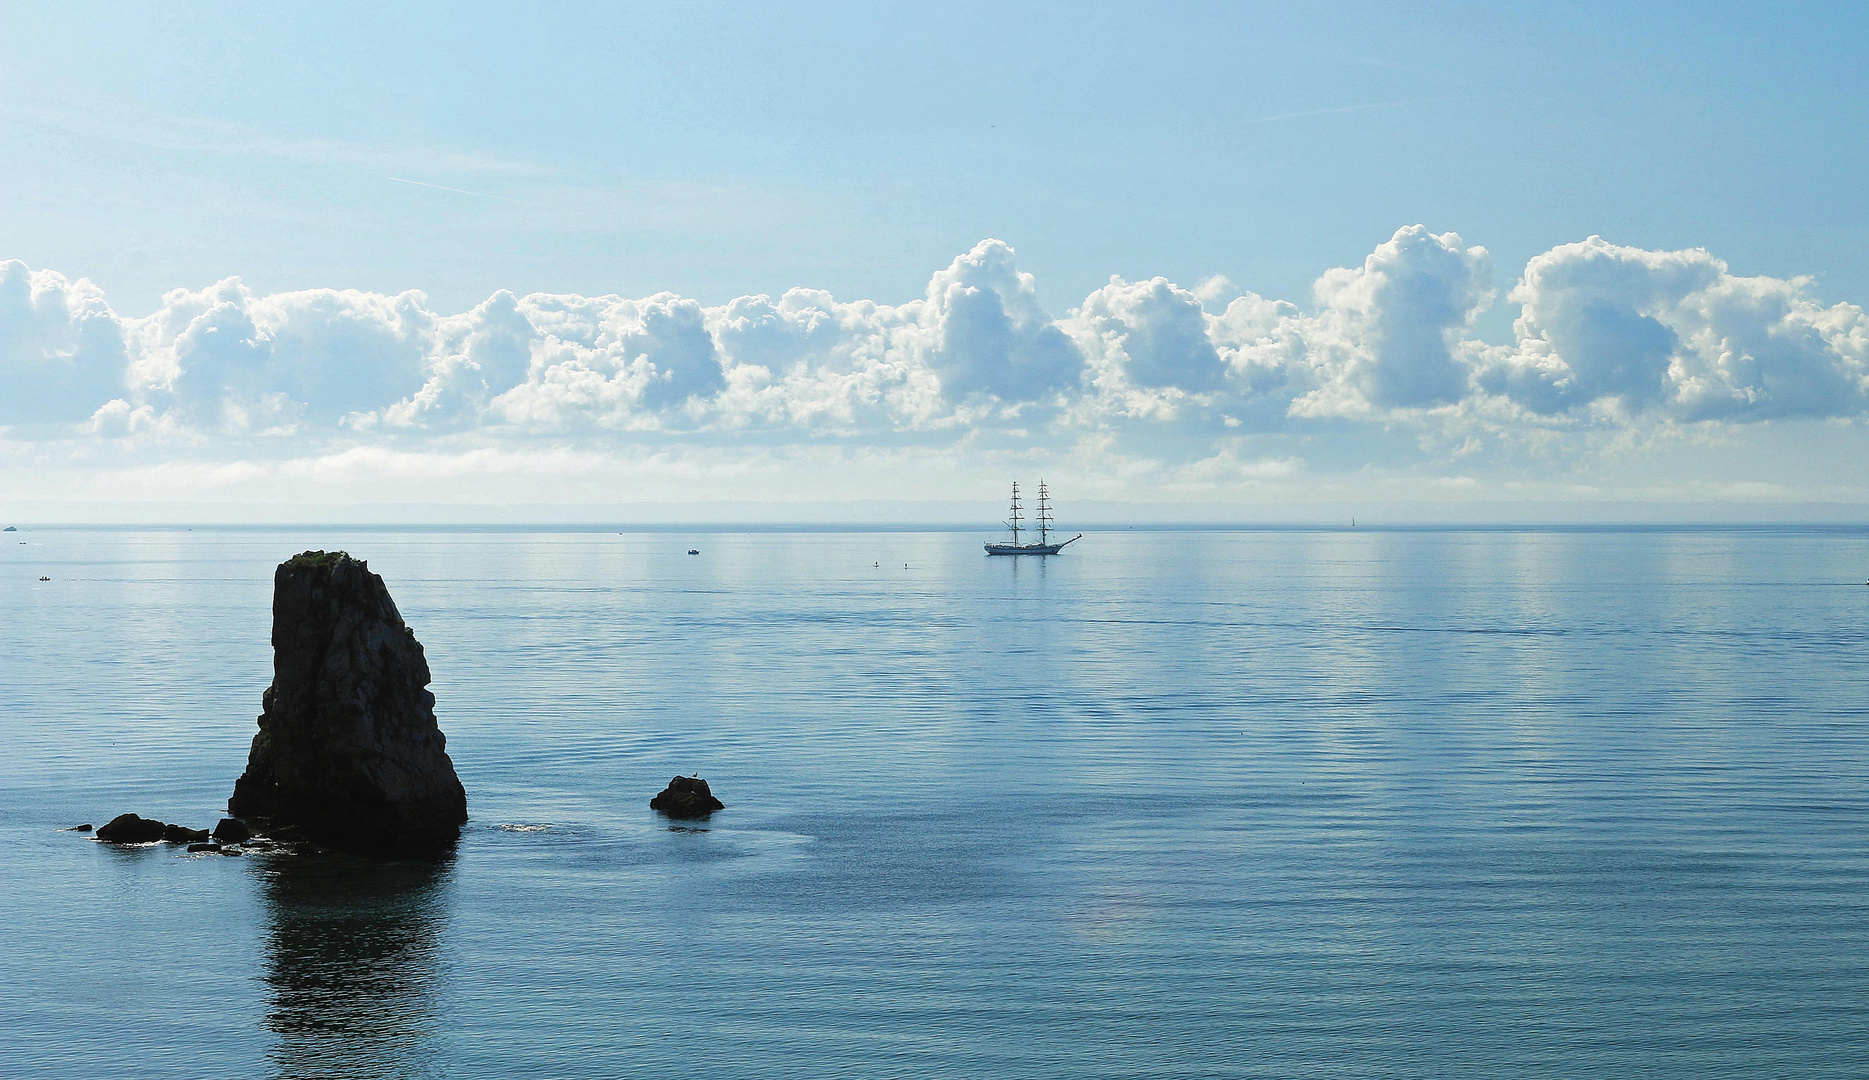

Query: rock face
[[97, 814, 167, 843], [650, 776, 724, 819], [228, 551, 467, 852]]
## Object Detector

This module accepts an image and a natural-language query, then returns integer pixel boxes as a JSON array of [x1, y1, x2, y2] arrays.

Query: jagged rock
[[162, 824, 211, 843], [97, 814, 167, 843], [212, 818, 251, 843], [228, 551, 467, 853], [650, 775, 725, 819]]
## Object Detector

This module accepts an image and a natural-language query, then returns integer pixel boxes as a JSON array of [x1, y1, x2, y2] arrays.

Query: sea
[[3, 525, 1868, 1079]]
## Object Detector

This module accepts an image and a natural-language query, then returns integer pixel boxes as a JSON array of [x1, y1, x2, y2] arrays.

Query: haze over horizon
[[5, 2, 1867, 523]]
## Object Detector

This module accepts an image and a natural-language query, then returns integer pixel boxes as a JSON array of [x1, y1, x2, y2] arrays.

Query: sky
[[3, 0, 1868, 522]]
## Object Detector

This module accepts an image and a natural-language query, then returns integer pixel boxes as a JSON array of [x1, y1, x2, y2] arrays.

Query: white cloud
[[1291, 225, 1494, 418], [1480, 236, 1869, 420], [4, 228, 1868, 510], [122, 278, 434, 432], [0, 260, 127, 424], [917, 239, 1084, 403], [1073, 275, 1229, 418]]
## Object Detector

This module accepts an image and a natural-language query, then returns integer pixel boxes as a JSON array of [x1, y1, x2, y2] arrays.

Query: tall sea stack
[[229, 551, 467, 852]]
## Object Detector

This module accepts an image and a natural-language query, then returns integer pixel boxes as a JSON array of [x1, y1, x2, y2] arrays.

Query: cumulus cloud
[[1292, 225, 1494, 417], [1481, 237, 1869, 420], [0, 260, 127, 424], [121, 278, 434, 431], [3, 229, 1865, 476], [1075, 275, 1229, 416], [919, 239, 1084, 403]]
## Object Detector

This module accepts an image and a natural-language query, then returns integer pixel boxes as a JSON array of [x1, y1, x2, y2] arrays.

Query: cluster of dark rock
[[80, 549, 730, 860], [90, 813, 268, 855]]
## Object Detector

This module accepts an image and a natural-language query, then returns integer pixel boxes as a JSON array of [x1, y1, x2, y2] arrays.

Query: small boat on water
[[985, 480, 1081, 556]]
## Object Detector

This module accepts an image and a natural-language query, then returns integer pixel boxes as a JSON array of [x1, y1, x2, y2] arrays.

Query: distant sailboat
[[985, 480, 1082, 556]]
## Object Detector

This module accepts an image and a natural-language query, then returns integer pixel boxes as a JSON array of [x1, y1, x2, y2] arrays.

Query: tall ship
[[985, 480, 1082, 556]]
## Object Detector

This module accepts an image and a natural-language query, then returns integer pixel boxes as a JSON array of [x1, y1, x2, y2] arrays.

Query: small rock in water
[[162, 824, 211, 843], [650, 775, 725, 819], [212, 818, 252, 843], [96, 814, 167, 844], [64, 824, 94, 833], [186, 842, 219, 853]]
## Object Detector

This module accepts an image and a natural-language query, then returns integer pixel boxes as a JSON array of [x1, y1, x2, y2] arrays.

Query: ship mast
[[1036, 479, 1052, 545], [1006, 482, 1023, 546]]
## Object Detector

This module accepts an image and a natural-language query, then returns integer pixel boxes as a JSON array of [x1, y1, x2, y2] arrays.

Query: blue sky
[[3, 1, 1868, 520]]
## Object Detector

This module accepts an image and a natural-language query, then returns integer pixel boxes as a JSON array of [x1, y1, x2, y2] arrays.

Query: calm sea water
[[3, 525, 1868, 1078]]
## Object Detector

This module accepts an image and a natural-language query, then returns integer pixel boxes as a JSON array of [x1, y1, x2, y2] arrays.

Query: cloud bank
[[4, 227, 1867, 512]]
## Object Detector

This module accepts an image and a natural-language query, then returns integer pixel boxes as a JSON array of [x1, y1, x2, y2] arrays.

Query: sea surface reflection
[[259, 853, 455, 1080]]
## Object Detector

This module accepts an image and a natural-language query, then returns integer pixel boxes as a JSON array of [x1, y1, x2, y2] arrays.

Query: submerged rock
[[64, 824, 94, 833], [97, 814, 167, 844], [162, 824, 211, 843], [187, 842, 241, 856], [227, 551, 468, 853], [650, 775, 725, 819]]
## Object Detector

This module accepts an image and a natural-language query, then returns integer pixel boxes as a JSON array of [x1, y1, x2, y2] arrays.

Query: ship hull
[[984, 542, 1066, 555]]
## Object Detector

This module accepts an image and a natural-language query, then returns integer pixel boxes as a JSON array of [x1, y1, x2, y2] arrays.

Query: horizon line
[[9, 521, 1869, 534]]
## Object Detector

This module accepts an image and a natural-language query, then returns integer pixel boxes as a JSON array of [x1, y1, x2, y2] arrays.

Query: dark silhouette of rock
[[97, 814, 167, 843], [3, 526, 15, 531], [650, 775, 724, 819], [212, 818, 252, 843], [228, 551, 468, 853], [163, 824, 211, 843], [64, 824, 94, 832]]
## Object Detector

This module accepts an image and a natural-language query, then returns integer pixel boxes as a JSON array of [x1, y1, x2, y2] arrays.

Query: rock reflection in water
[[259, 853, 455, 1080]]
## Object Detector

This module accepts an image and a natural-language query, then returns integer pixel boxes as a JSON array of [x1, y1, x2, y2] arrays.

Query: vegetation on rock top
[[284, 550, 358, 570]]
